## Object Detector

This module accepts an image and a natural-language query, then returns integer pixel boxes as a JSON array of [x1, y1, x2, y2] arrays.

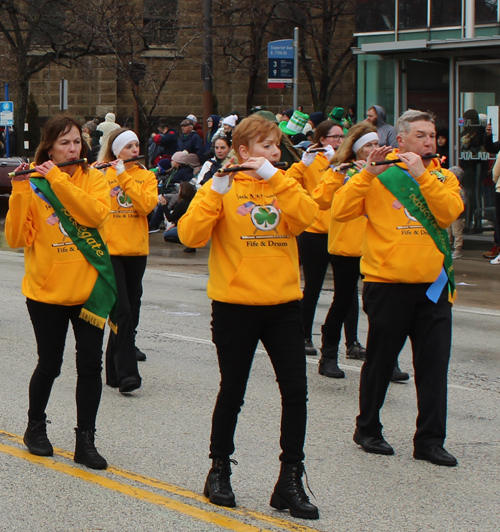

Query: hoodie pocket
[[379, 243, 441, 282]]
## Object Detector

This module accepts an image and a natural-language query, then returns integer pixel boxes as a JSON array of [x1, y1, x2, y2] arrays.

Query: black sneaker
[[346, 341, 366, 360]]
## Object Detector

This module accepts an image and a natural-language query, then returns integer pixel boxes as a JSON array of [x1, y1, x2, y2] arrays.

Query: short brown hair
[[35, 115, 88, 171], [98, 127, 130, 162], [232, 115, 282, 161], [313, 120, 341, 145]]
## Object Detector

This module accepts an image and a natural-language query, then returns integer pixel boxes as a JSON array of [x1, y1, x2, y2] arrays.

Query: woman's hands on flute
[[211, 157, 236, 195], [34, 160, 56, 177], [11, 162, 32, 182]]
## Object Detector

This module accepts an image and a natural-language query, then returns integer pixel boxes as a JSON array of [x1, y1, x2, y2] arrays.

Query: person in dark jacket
[[178, 119, 204, 159], [161, 181, 197, 244], [205, 115, 220, 154], [152, 120, 178, 162]]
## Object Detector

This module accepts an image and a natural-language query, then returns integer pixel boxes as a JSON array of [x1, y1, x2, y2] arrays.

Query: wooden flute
[[370, 154, 440, 166], [8, 158, 88, 177], [217, 161, 288, 174], [94, 155, 145, 170]]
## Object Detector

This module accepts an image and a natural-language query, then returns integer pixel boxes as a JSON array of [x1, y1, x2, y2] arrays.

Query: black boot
[[270, 462, 319, 520], [391, 364, 410, 382], [204, 458, 236, 507], [318, 344, 345, 378], [74, 428, 108, 470], [24, 418, 53, 457]]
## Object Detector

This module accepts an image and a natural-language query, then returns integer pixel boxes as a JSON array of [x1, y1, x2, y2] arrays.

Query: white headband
[[352, 132, 378, 155], [112, 130, 139, 158]]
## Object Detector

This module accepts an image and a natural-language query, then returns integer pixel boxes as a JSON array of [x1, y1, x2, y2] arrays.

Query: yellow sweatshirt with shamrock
[[104, 165, 158, 256], [177, 169, 319, 305], [5, 165, 110, 306], [332, 152, 463, 284]]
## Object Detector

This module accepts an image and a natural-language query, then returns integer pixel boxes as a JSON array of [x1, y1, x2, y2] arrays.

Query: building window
[[431, 0, 462, 27], [476, 0, 498, 24], [143, 0, 178, 45], [398, 0, 427, 29], [355, 0, 395, 32]]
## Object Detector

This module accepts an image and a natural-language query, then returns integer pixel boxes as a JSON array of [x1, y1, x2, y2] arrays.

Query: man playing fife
[[332, 109, 463, 466]]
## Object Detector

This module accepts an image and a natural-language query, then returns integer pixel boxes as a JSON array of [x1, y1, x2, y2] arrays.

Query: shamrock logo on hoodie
[[250, 205, 280, 232]]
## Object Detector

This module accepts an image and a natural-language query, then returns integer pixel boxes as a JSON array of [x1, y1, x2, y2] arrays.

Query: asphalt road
[[0, 243, 499, 532]]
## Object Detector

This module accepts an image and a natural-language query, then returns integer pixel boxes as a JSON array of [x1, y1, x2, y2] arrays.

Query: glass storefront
[[457, 61, 500, 232]]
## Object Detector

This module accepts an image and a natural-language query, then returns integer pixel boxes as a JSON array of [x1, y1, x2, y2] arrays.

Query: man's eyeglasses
[[325, 135, 345, 141]]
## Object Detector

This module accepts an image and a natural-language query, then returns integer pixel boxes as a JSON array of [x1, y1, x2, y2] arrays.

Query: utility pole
[[203, 0, 213, 134]]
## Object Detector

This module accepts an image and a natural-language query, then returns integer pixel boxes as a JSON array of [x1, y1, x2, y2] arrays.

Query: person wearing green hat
[[279, 110, 310, 136], [327, 107, 351, 134]]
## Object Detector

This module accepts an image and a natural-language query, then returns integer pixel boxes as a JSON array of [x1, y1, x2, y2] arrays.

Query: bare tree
[[280, 0, 356, 113], [78, 0, 202, 158], [0, 0, 100, 153], [213, 0, 287, 114]]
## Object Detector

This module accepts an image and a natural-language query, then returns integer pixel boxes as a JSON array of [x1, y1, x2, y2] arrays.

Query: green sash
[[376, 165, 456, 302], [31, 177, 118, 331]]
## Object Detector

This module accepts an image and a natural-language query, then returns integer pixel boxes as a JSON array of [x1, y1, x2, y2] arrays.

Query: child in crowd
[[177, 114, 320, 520]]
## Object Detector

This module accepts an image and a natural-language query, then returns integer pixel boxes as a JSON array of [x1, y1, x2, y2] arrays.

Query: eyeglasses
[[325, 135, 345, 141]]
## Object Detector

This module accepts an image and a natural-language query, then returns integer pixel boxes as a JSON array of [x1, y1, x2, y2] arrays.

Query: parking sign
[[0, 101, 14, 126]]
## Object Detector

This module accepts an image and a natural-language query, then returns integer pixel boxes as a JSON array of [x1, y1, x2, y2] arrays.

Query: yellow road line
[[0, 442, 275, 532], [0, 430, 322, 532]]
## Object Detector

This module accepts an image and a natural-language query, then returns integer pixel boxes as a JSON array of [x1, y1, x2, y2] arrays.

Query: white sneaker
[[490, 254, 500, 265], [452, 250, 462, 259]]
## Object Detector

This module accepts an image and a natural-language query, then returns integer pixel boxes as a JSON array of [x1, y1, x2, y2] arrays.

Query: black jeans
[[357, 283, 452, 447], [297, 231, 357, 343], [26, 298, 105, 430], [322, 255, 360, 354], [105, 255, 146, 387], [210, 301, 308, 463]]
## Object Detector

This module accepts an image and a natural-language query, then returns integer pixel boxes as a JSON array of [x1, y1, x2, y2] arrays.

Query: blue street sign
[[0, 101, 14, 126], [268, 40, 294, 87]]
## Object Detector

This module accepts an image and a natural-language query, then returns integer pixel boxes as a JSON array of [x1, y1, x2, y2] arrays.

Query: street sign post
[[268, 40, 294, 89], [0, 101, 14, 127]]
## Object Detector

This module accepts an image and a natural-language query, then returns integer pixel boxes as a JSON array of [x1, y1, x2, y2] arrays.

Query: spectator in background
[[97, 113, 120, 146], [196, 136, 233, 188], [447, 166, 466, 259], [437, 129, 449, 168], [161, 181, 197, 253], [186, 114, 204, 140], [150, 119, 178, 165], [205, 115, 220, 155], [348, 104, 357, 125], [178, 119, 204, 160], [366, 105, 398, 148]]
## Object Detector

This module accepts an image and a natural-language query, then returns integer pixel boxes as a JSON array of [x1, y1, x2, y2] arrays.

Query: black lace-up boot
[[24, 417, 53, 457], [204, 458, 237, 507], [270, 462, 319, 520], [74, 428, 108, 470]]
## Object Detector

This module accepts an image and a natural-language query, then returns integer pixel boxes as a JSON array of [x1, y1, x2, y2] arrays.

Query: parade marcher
[[178, 114, 320, 519], [366, 105, 398, 148], [5, 116, 115, 470], [310, 123, 408, 381], [98, 128, 158, 392], [332, 109, 463, 466], [291, 119, 360, 361]]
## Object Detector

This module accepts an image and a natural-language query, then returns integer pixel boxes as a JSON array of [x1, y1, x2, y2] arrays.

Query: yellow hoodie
[[177, 169, 319, 305], [5, 165, 110, 305], [288, 154, 331, 233], [332, 153, 463, 284], [104, 165, 158, 256], [312, 165, 367, 257]]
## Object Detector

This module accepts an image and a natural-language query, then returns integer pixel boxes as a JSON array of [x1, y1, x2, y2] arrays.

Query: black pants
[[357, 283, 452, 447], [26, 299, 105, 430], [105, 255, 146, 387], [210, 301, 307, 463], [322, 255, 360, 353], [297, 231, 357, 343]]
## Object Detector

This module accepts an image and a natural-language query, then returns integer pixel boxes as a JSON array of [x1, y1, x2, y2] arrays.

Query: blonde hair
[[331, 122, 377, 165]]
